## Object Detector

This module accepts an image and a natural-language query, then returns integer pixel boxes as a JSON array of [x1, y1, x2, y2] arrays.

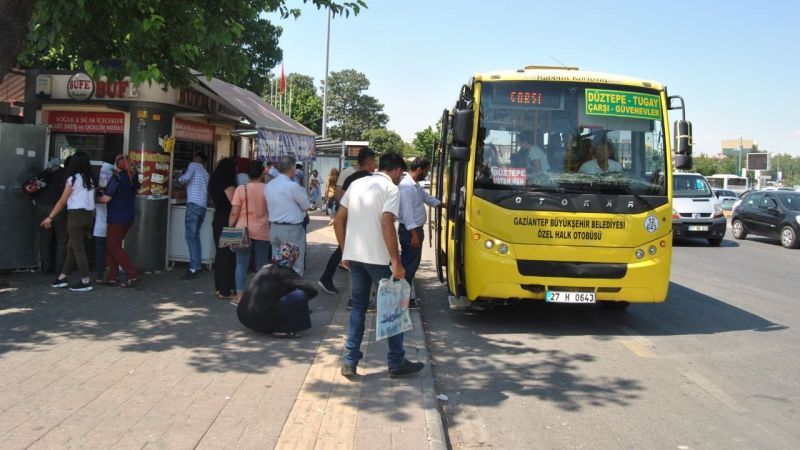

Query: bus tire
[[708, 237, 723, 246], [600, 301, 630, 310]]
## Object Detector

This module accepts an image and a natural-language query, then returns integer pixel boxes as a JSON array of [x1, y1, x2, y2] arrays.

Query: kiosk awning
[[195, 76, 315, 137]]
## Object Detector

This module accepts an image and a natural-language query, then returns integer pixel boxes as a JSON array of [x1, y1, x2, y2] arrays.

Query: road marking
[[682, 370, 751, 415], [618, 326, 656, 358], [621, 340, 656, 358]]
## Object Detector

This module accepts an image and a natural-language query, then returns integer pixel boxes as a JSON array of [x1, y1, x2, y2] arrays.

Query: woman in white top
[[41, 151, 97, 292]]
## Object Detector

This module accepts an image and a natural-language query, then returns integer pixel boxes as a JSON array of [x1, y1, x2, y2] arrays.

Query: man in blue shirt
[[265, 156, 311, 275], [397, 158, 440, 309], [178, 151, 210, 279]]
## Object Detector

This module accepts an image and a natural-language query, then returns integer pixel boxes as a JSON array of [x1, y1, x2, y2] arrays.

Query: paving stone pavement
[[0, 214, 446, 449]]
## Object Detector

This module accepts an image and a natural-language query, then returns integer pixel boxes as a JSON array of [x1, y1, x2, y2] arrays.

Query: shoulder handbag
[[219, 184, 251, 250]]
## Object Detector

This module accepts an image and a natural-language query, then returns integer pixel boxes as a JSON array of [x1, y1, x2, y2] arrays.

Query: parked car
[[672, 173, 726, 246], [731, 190, 800, 249], [713, 189, 738, 211], [419, 177, 431, 189]]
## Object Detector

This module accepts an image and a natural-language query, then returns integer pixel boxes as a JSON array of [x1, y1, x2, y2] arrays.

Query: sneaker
[[317, 279, 339, 294], [181, 270, 199, 280], [51, 277, 68, 288], [389, 359, 425, 378], [346, 299, 353, 310], [341, 364, 357, 378], [408, 298, 420, 310], [68, 280, 93, 292]]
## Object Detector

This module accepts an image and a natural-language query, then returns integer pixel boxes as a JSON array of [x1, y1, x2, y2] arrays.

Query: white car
[[419, 179, 431, 189]]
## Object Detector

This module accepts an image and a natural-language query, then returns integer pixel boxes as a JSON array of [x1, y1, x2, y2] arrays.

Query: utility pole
[[321, 8, 331, 139], [737, 136, 743, 177]]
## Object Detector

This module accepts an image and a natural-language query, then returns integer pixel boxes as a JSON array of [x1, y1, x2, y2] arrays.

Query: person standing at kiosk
[[178, 151, 209, 279]]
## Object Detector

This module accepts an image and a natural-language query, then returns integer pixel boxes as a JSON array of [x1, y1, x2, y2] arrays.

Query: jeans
[[398, 225, 423, 287], [269, 223, 306, 275], [344, 261, 405, 370], [184, 202, 206, 271], [94, 236, 106, 280], [234, 239, 271, 293]]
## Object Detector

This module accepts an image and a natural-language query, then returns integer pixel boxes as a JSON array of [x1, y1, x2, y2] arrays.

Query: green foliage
[[361, 128, 407, 155], [412, 126, 437, 160], [285, 73, 323, 134], [324, 69, 388, 140], [14, 0, 366, 94]]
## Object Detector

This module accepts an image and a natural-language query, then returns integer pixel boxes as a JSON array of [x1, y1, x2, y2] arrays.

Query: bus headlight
[[498, 244, 509, 255], [484, 240, 495, 249], [635, 249, 645, 259], [648, 245, 657, 255]]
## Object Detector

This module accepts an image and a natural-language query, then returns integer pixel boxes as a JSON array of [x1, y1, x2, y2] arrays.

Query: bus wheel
[[600, 301, 630, 310]]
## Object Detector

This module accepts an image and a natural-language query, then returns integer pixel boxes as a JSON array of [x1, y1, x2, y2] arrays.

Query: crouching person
[[237, 243, 318, 338]]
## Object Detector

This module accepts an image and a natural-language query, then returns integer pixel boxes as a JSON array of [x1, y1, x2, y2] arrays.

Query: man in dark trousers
[[317, 148, 376, 294], [35, 156, 70, 274]]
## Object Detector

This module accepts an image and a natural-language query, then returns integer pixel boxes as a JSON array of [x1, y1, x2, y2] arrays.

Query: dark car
[[731, 190, 800, 249]]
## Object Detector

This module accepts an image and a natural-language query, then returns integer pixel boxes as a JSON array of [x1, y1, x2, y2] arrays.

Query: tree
[[2, 0, 366, 94], [361, 128, 407, 155], [279, 73, 323, 134], [324, 69, 388, 140], [412, 126, 438, 161]]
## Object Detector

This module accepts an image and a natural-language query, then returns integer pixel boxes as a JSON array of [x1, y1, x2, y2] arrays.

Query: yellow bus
[[432, 66, 693, 310]]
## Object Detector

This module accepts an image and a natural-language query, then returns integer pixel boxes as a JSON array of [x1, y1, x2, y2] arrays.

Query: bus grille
[[517, 260, 628, 279]]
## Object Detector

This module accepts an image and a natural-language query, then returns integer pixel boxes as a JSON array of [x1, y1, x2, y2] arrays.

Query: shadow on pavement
[[0, 240, 342, 375]]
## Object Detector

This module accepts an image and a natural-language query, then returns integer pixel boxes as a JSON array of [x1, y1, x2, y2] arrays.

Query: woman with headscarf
[[98, 154, 141, 287], [41, 151, 96, 292], [210, 157, 237, 299], [236, 243, 318, 338]]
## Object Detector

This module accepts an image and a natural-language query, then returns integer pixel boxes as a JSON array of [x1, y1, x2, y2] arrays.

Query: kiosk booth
[[25, 70, 315, 272]]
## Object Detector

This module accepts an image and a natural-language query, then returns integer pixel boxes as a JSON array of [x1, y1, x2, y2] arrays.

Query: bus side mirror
[[452, 109, 474, 147], [451, 146, 470, 162], [673, 119, 693, 170]]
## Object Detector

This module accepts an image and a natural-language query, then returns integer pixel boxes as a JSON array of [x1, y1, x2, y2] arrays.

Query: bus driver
[[578, 134, 622, 175]]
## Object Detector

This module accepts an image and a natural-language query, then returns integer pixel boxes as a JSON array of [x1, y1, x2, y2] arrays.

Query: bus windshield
[[475, 81, 667, 196]]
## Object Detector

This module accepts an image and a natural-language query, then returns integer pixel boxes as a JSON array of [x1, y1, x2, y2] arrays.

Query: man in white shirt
[[578, 136, 623, 175], [397, 158, 440, 309], [265, 155, 311, 275], [510, 130, 550, 173], [334, 152, 424, 379]]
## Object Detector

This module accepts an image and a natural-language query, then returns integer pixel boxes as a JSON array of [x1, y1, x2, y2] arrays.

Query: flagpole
[[321, 8, 331, 138], [288, 81, 293, 118]]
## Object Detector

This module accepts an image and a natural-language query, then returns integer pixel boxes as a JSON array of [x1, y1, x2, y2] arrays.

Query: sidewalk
[[0, 213, 446, 449]]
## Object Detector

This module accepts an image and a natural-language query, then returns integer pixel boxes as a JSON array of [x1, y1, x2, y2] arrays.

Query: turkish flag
[[279, 63, 286, 94]]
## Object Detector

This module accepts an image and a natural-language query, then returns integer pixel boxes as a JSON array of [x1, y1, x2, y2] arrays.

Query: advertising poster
[[257, 129, 316, 162], [129, 151, 171, 196]]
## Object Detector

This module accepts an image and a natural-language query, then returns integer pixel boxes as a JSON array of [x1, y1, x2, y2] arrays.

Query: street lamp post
[[321, 8, 331, 139]]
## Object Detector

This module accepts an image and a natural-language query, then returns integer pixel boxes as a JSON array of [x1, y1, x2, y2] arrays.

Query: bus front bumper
[[463, 233, 672, 304]]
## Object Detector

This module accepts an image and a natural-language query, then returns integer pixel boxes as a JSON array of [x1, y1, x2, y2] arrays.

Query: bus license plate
[[688, 225, 709, 231], [546, 291, 596, 304]]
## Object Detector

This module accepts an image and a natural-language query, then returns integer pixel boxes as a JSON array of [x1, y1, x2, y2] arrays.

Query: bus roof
[[474, 66, 665, 91]]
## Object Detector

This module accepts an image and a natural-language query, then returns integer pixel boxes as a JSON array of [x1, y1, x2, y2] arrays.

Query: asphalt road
[[417, 225, 800, 449]]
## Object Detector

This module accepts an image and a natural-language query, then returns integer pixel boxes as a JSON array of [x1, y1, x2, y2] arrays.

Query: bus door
[[433, 109, 448, 283]]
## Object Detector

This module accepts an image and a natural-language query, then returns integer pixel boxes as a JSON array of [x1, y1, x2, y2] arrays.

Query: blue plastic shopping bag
[[375, 278, 413, 341]]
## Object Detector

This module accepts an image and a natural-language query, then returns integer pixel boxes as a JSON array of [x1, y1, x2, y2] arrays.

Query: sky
[[271, 0, 800, 156]]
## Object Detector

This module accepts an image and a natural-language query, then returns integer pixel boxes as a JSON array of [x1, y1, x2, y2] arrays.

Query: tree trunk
[[0, 0, 35, 78]]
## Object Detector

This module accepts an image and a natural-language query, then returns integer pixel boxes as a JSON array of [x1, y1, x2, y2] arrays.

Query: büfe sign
[[48, 111, 124, 134]]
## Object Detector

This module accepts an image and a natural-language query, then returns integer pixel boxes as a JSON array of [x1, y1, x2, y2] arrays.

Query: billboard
[[746, 152, 768, 171]]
